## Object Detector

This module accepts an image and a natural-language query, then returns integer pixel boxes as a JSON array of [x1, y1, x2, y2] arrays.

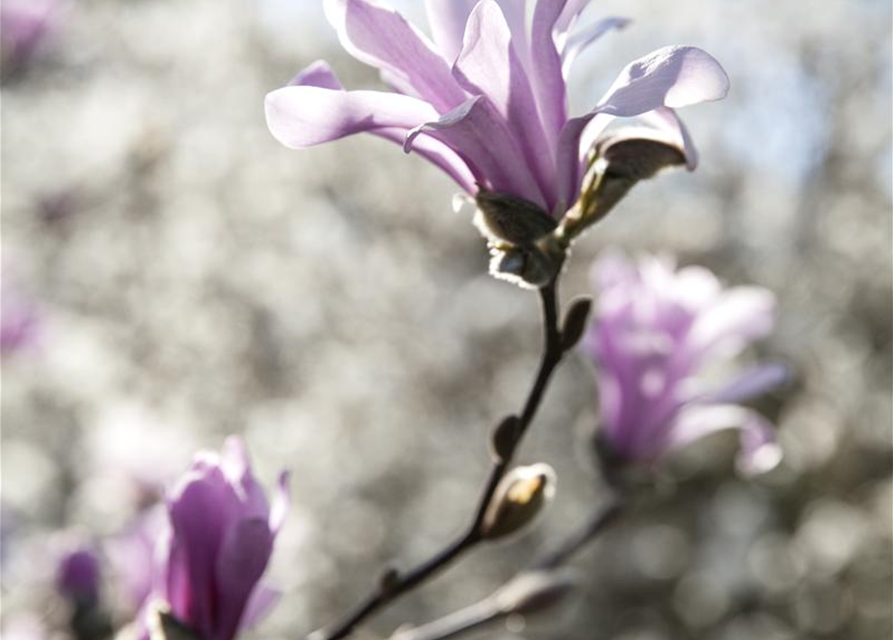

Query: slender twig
[[386, 494, 627, 640], [531, 492, 625, 571], [308, 278, 568, 640]]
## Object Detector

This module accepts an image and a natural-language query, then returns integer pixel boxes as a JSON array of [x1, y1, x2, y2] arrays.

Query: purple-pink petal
[[325, 0, 465, 112], [265, 86, 439, 148], [596, 46, 730, 116], [288, 59, 343, 90], [214, 519, 274, 640], [529, 0, 570, 144], [406, 95, 548, 208], [702, 363, 789, 405], [423, 0, 478, 62], [453, 0, 557, 210]]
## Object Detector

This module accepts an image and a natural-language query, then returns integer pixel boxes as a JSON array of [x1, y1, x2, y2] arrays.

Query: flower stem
[[308, 278, 568, 640]]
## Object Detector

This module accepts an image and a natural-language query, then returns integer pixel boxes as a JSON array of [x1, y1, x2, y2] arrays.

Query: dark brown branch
[[308, 278, 569, 640], [385, 494, 627, 640]]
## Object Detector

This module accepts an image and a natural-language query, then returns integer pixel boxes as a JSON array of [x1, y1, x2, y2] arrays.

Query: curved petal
[[265, 86, 439, 148], [406, 96, 548, 207], [288, 59, 343, 90], [453, 0, 557, 210], [662, 404, 782, 475], [636, 106, 698, 170], [561, 17, 630, 79], [555, 46, 728, 206], [375, 126, 476, 191], [214, 519, 274, 640], [596, 45, 730, 116], [324, 0, 465, 112], [268, 470, 290, 535], [700, 363, 789, 405]]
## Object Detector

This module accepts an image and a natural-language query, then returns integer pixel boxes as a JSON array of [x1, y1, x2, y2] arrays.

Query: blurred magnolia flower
[[0, 0, 62, 73], [583, 253, 785, 477], [1, 278, 40, 356], [266, 0, 729, 219], [141, 437, 289, 640], [56, 544, 101, 606]]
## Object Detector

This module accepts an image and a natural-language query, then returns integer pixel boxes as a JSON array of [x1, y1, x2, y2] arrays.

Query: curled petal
[[556, 46, 728, 204], [406, 96, 548, 208], [268, 470, 291, 535], [265, 86, 439, 148], [737, 415, 784, 476], [324, 0, 465, 112], [634, 107, 698, 170], [375, 127, 476, 191], [663, 404, 782, 475], [596, 45, 730, 116], [288, 60, 343, 89]]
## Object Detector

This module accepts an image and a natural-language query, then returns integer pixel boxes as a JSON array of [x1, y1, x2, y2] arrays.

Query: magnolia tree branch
[[308, 274, 587, 640], [385, 494, 626, 640]]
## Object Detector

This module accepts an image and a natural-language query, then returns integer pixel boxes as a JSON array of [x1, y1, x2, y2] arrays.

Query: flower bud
[[494, 570, 579, 615], [488, 415, 520, 463], [560, 297, 593, 351], [56, 545, 101, 607], [480, 464, 556, 540]]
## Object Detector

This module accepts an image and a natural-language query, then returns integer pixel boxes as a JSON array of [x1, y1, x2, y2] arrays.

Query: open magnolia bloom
[[583, 253, 786, 478], [265, 0, 729, 284]]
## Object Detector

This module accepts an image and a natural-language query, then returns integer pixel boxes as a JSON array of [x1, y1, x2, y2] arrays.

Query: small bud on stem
[[560, 297, 593, 351], [480, 464, 556, 540]]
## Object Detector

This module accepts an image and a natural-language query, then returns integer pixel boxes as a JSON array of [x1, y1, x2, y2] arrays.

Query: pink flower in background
[[266, 0, 729, 216], [56, 544, 101, 606], [144, 437, 289, 640], [1, 278, 41, 356], [0, 0, 62, 72], [583, 253, 785, 476]]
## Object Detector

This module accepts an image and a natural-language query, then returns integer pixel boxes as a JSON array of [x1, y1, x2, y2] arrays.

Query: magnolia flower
[[143, 437, 289, 640], [583, 253, 785, 476], [265, 0, 729, 220], [56, 544, 101, 606], [1, 278, 40, 356], [0, 0, 61, 74]]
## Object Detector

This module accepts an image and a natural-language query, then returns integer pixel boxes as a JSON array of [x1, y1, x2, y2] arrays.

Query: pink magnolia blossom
[[0, 0, 62, 72], [583, 253, 785, 476], [142, 437, 289, 640], [266, 0, 729, 216]]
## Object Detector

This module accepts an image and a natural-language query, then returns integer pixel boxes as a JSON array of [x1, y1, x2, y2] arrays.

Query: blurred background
[[2, 0, 891, 639]]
